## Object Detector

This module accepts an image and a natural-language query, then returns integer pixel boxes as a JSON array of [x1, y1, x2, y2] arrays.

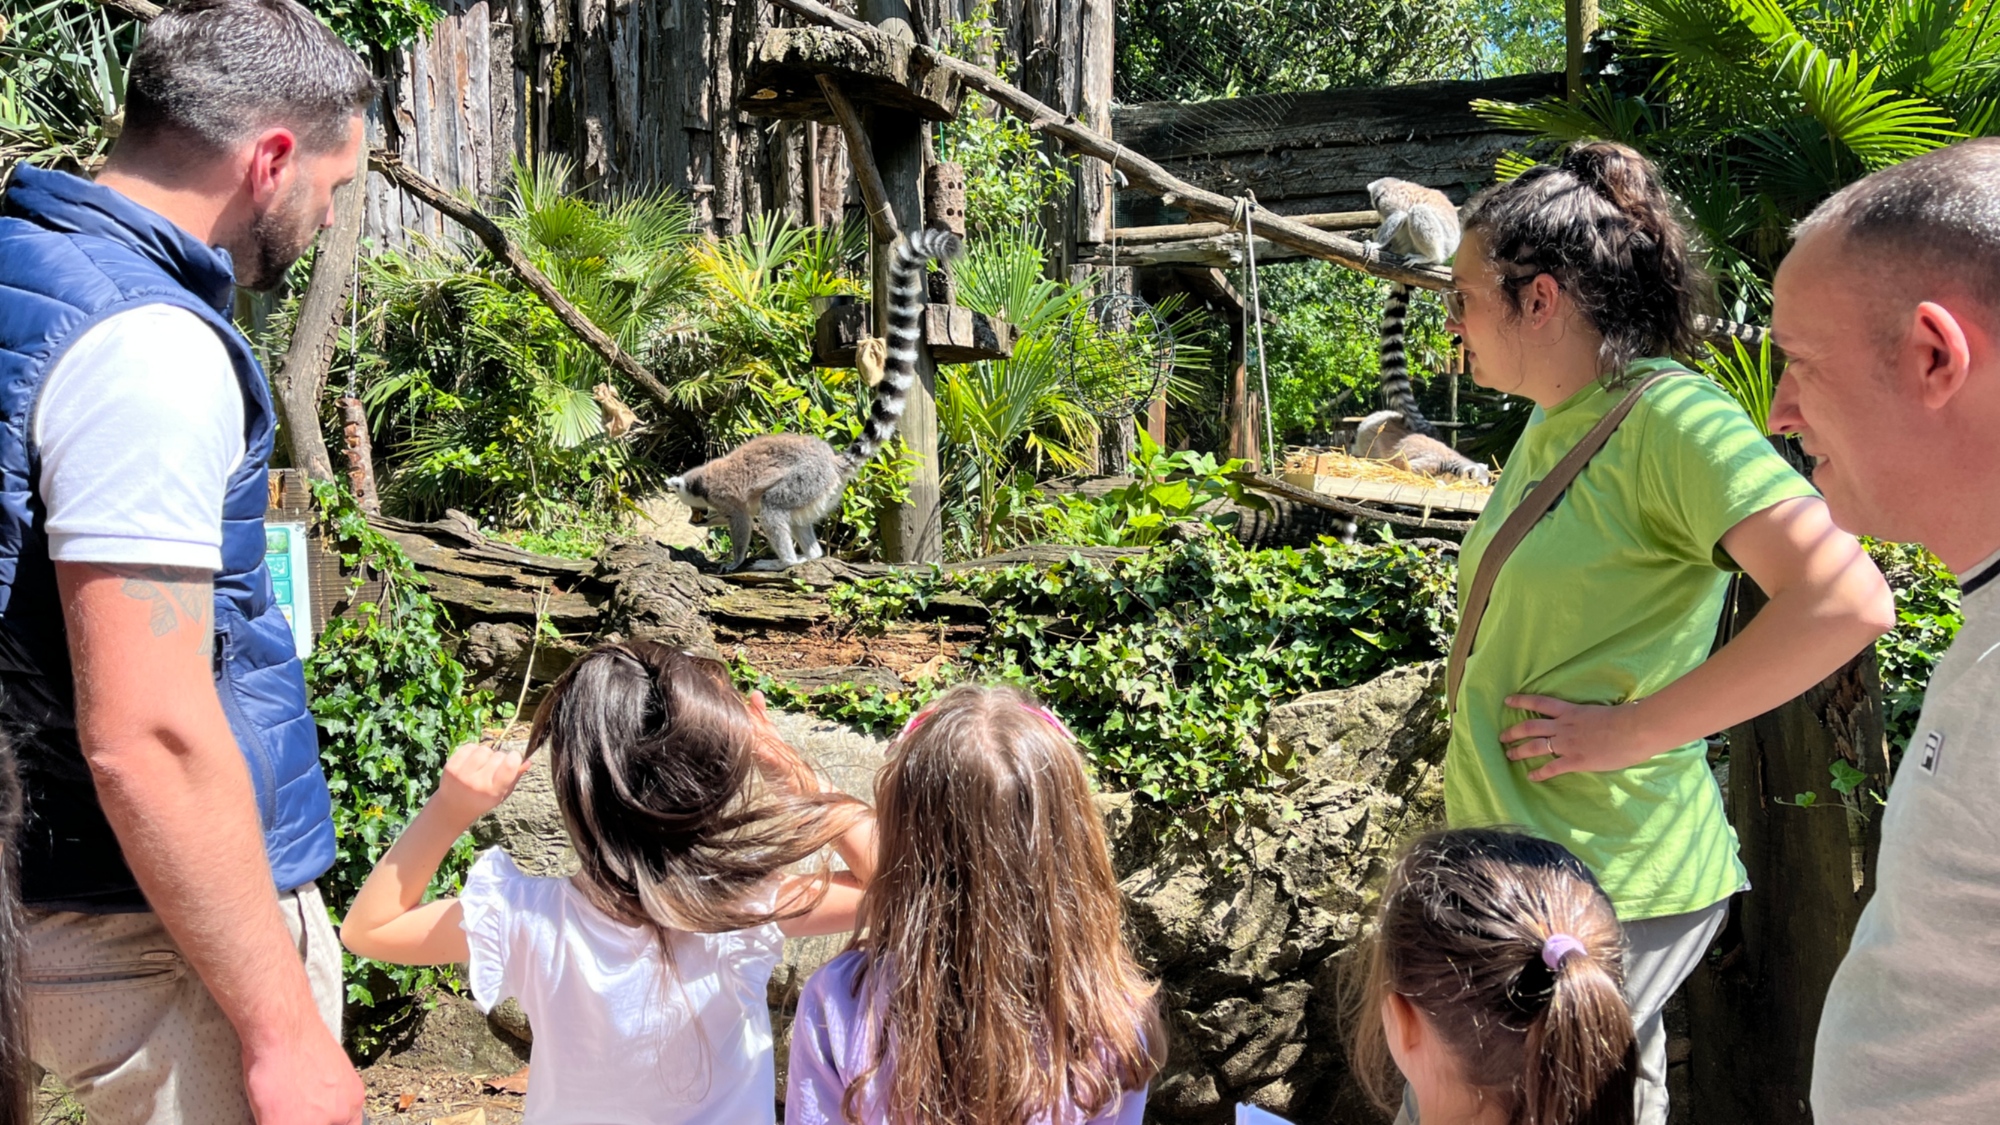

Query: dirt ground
[[361, 1060, 527, 1124], [721, 620, 971, 681]]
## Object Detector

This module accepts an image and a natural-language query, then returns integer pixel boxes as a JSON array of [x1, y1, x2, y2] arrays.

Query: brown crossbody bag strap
[[1445, 371, 1676, 713]]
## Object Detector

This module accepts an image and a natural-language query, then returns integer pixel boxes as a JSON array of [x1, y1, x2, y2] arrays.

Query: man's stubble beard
[[241, 177, 322, 291]]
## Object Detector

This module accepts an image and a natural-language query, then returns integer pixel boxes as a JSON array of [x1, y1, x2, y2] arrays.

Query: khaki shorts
[[25, 882, 344, 1125]]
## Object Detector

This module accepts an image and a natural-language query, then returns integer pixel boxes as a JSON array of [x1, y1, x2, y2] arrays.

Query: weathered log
[[275, 142, 366, 482], [367, 151, 681, 411]]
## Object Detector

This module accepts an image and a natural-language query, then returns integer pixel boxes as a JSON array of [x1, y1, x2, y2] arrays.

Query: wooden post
[[1224, 309, 1261, 467], [1565, 0, 1599, 101], [1684, 573, 1891, 1124], [861, 0, 941, 564]]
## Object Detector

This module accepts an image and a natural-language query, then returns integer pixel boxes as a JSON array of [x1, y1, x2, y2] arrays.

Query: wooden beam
[[816, 75, 902, 242], [368, 152, 680, 413], [767, 0, 1452, 290], [1110, 210, 1378, 243]]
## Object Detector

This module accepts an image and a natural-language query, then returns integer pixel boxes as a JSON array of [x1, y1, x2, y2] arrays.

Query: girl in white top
[[341, 642, 878, 1125]]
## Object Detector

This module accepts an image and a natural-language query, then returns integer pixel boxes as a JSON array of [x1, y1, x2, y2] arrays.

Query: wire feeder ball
[[1060, 292, 1176, 419]]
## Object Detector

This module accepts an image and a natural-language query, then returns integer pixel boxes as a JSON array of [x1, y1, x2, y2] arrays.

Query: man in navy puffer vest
[[0, 1, 371, 1120]]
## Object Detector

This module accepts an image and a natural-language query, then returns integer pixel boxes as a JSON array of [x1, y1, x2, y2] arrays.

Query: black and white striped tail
[[1379, 283, 1437, 437], [842, 228, 962, 472]]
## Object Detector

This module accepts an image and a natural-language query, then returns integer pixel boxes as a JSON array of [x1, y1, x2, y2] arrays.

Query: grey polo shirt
[[1813, 547, 2000, 1124]]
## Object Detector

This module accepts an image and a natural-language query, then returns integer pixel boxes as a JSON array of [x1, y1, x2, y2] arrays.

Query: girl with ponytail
[[1354, 829, 1636, 1125], [1437, 141, 1893, 1124], [341, 642, 879, 1124]]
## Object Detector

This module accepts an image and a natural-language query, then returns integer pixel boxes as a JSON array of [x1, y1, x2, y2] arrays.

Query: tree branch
[[274, 141, 365, 481], [816, 75, 901, 242], [368, 152, 679, 411]]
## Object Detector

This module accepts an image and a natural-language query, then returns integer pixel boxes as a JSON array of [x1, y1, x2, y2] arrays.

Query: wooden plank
[[1280, 470, 1490, 514], [464, 1, 494, 200], [1110, 210, 1378, 243]]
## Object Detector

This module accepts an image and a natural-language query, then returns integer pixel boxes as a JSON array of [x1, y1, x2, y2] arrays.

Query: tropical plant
[[1475, 0, 2000, 316], [0, 0, 134, 171], [1040, 432, 1261, 547], [1701, 331, 1780, 432], [359, 156, 706, 530]]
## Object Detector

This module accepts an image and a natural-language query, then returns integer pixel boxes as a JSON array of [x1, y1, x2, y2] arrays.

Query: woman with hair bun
[[1431, 141, 1894, 1124], [1355, 829, 1636, 1125]]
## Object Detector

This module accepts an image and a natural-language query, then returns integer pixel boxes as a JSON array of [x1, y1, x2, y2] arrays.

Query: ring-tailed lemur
[[1352, 178, 1490, 485], [666, 229, 960, 572]]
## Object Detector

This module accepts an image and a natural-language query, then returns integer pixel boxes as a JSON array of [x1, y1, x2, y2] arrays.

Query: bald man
[[1769, 138, 2000, 1125]]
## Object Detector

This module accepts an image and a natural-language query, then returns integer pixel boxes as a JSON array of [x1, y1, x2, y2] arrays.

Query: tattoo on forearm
[[112, 566, 215, 657]]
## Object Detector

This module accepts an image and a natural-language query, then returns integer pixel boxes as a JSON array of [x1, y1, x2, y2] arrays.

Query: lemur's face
[[666, 477, 707, 509]]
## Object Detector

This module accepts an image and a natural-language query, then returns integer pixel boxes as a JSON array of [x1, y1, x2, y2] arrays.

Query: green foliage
[[937, 3, 1075, 238], [1040, 433, 1259, 547], [1475, 0, 2000, 314], [1699, 331, 1780, 433], [0, 0, 134, 170], [1472, 0, 1567, 74], [1115, 0, 1481, 101], [306, 482, 493, 1043], [360, 156, 706, 530], [1260, 261, 1459, 440], [806, 535, 1457, 807], [941, 233, 1209, 557], [1868, 538, 1961, 764], [303, 0, 444, 53]]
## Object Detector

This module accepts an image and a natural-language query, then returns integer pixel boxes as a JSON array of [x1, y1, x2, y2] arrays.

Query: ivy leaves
[[789, 534, 1457, 809]]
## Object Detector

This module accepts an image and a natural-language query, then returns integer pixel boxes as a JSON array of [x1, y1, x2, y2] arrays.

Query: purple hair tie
[[1542, 933, 1587, 971]]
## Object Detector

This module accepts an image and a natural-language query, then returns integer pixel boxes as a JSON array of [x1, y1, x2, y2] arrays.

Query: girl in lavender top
[[785, 684, 1164, 1125]]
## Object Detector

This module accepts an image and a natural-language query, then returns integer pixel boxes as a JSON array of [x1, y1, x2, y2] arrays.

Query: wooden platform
[[1280, 470, 1491, 515], [739, 27, 962, 123]]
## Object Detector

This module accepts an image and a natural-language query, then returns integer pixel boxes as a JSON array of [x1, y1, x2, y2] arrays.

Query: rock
[[392, 993, 529, 1075], [631, 492, 709, 549], [1111, 660, 1449, 1123]]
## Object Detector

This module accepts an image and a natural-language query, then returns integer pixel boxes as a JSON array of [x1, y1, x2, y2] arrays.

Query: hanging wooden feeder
[[738, 27, 962, 123]]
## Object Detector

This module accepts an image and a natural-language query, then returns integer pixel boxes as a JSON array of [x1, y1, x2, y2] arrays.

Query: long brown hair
[[529, 641, 864, 942], [1350, 828, 1635, 1125], [846, 684, 1162, 1125], [1461, 140, 1712, 374]]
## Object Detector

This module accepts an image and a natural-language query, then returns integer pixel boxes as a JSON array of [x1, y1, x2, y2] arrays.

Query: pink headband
[[897, 700, 1075, 742], [1542, 933, 1587, 971]]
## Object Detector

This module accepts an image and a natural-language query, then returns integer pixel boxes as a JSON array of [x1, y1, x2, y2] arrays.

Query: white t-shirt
[[35, 304, 246, 571], [459, 849, 787, 1125], [1812, 547, 2000, 1124]]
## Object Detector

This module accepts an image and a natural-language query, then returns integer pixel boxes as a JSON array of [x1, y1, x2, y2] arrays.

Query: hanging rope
[[1234, 193, 1276, 473]]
